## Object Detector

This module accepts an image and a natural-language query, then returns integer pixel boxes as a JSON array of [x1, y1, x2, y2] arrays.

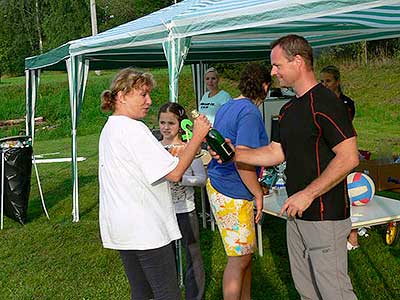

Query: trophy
[[273, 161, 287, 194]]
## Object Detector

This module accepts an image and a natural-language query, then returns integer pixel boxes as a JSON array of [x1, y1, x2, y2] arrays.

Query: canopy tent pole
[[191, 62, 208, 108], [162, 36, 191, 102], [162, 34, 191, 288], [191, 62, 208, 229], [24, 69, 50, 219], [25, 69, 40, 143], [1, 152, 4, 230], [66, 56, 89, 222], [32, 155, 50, 220]]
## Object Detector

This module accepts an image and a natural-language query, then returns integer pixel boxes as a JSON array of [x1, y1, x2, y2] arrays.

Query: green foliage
[[316, 38, 400, 66], [0, 0, 40, 75], [0, 0, 176, 76], [0, 0, 400, 78], [96, 0, 174, 31], [133, 0, 173, 19], [41, 0, 91, 51], [213, 62, 248, 81]]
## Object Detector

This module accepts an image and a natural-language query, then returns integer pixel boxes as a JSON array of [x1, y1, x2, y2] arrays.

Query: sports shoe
[[347, 241, 360, 251]]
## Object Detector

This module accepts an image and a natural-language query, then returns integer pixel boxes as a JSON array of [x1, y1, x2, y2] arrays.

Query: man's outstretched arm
[[235, 141, 285, 167]]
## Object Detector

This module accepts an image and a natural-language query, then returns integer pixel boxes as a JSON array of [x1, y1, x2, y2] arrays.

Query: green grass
[[0, 62, 400, 299], [0, 134, 399, 299]]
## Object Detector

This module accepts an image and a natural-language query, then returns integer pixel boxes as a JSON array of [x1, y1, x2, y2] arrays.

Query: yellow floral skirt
[[206, 179, 256, 256]]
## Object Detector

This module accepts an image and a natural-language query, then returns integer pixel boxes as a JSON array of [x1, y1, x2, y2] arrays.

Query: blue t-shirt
[[207, 98, 269, 200]]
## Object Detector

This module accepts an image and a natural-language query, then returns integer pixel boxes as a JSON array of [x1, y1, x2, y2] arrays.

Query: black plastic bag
[[0, 137, 32, 225]]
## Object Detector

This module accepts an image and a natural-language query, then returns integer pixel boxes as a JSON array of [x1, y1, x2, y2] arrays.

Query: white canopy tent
[[25, 0, 400, 221]]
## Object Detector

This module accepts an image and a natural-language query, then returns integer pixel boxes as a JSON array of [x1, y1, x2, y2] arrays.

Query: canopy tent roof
[[26, 0, 400, 71], [24, 0, 400, 222]]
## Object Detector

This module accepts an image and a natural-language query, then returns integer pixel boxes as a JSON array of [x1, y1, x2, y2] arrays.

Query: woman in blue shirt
[[206, 63, 272, 300]]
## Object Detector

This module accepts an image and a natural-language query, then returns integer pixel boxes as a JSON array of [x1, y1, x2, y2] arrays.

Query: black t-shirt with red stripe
[[273, 83, 357, 221]]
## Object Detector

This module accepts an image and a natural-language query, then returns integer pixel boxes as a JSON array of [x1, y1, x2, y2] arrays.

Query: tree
[[96, 0, 174, 31], [0, 0, 179, 75], [41, 0, 91, 51], [0, 0, 40, 75]]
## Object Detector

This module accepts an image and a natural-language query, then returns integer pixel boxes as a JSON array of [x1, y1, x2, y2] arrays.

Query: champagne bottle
[[191, 110, 235, 163]]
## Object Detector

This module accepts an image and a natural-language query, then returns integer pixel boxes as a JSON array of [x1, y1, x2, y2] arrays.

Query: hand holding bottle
[[191, 110, 235, 163], [191, 113, 212, 143], [208, 137, 235, 164]]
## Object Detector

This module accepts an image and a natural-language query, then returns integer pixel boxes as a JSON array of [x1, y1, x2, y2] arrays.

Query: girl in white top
[[158, 102, 206, 300], [98, 68, 210, 300], [199, 67, 231, 125]]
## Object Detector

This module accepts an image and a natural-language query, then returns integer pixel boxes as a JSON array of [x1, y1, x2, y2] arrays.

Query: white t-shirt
[[199, 90, 231, 125], [99, 116, 181, 250]]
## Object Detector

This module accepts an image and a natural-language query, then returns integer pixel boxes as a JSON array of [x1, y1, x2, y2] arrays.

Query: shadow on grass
[[200, 228, 219, 298], [388, 244, 400, 256], [349, 225, 400, 299], [201, 219, 224, 299], [27, 174, 98, 222], [260, 215, 298, 300], [349, 246, 398, 299]]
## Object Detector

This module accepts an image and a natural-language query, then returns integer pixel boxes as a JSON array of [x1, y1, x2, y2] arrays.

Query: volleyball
[[347, 172, 375, 206]]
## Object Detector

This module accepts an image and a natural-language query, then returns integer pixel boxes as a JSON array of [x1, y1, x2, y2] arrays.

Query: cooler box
[[355, 160, 400, 191]]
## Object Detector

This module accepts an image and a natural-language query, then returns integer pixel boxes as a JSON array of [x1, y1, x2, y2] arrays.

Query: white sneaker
[[347, 241, 360, 251]]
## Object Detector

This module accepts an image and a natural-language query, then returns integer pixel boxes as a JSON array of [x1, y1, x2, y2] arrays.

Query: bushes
[[315, 38, 400, 68]]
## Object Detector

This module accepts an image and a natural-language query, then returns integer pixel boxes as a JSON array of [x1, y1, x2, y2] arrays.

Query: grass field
[[0, 61, 399, 299]]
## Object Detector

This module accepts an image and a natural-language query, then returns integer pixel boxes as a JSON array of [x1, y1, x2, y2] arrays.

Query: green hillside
[[0, 60, 399, 299], [1, 60, 399, 155]]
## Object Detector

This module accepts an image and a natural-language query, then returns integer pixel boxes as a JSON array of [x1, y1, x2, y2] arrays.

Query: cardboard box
[[354, 160, 400, 191]]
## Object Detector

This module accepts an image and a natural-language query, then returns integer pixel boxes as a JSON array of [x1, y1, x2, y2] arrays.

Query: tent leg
[[175, 239, 184, 288], [201, 187, 207, 229], [1, 152, 4, 230], [257, 222, 263, 256], [32, 156, 50, 219], [210, 211, 215, 231], [71, 131, 79, 222]]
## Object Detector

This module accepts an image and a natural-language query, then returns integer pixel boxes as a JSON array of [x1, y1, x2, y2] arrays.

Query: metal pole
[[90, 0, 101, 75], [90, 0, 98, 36], [175, 240, 184, 288], [1, 151, 5, 230], [32, 155, 49, 219], [201, 188, 207, 229]]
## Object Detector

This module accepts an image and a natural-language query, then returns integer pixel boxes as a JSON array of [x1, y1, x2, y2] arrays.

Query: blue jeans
[[119, 242, 181, 300]]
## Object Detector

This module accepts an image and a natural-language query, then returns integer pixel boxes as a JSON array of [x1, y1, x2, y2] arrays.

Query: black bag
[[0, 136, 32, 225]]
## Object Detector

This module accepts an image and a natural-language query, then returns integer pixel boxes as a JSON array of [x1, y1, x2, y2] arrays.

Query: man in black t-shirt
[[233, 35, 359, 299]]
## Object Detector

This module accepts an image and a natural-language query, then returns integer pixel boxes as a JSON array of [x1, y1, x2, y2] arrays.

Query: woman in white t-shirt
[[198, 67, 231, 125], [99, 68, 210, 300], [158, 102, 207, 300]]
